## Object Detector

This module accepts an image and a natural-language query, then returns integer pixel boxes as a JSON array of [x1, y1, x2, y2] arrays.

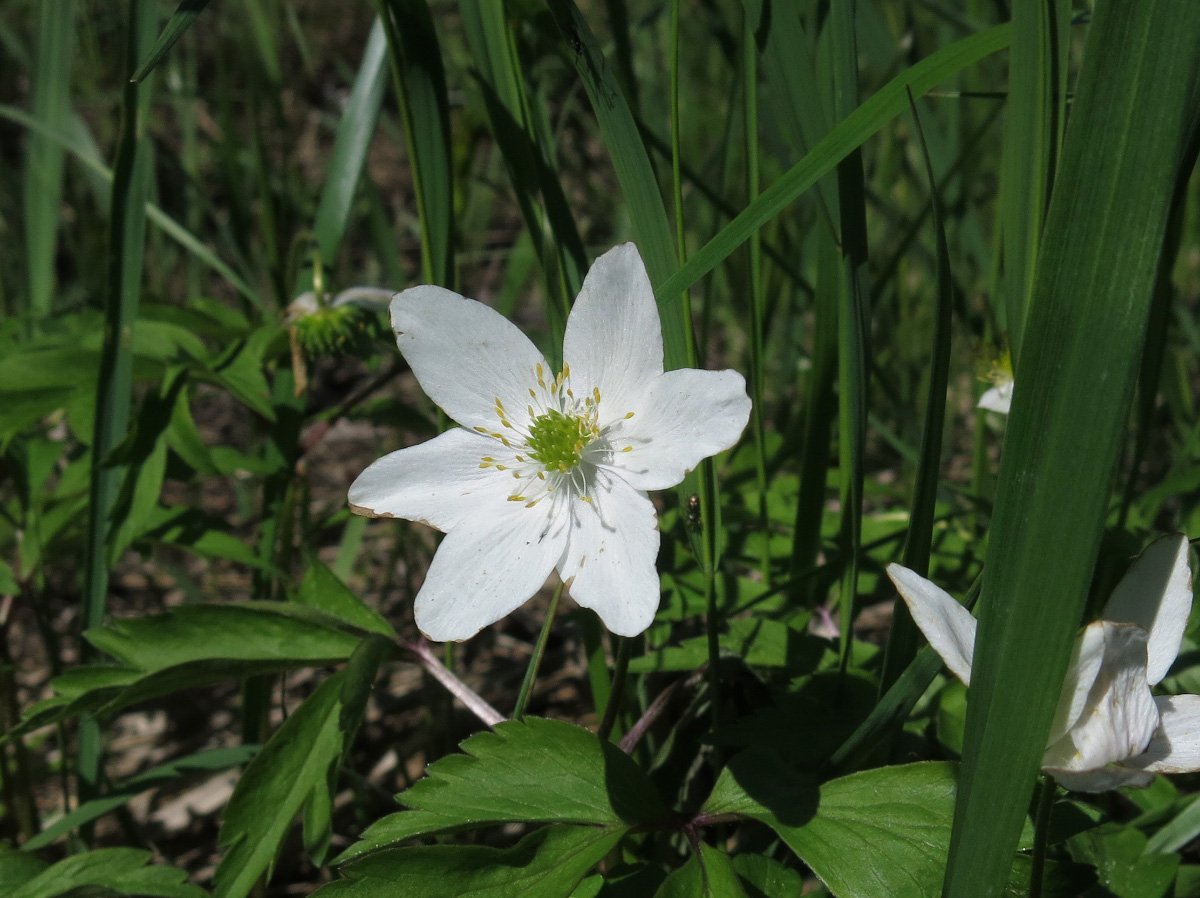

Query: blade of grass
[[23, 0, 76, 325], [657, 23, 1011, 303], [78, 0, 158, 806], [942, 3, 1200, 895], [998, 0, 1069, 362], [879, 92, 955, 695], [308, 18, 389, 280], [828, 0, 869, 673], [129, 0, 211, 83], [374, 0, 454, 287]]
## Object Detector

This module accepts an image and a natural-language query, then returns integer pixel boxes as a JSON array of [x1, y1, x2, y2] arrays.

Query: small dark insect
[[685, 494, 701, 532], [566, 26, 583, 56]]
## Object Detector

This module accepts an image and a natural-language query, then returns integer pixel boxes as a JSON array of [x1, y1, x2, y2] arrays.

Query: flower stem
[[1030, 774, 1057, 898], [597, 636, 631, 741], [512, 581, 564, 719]]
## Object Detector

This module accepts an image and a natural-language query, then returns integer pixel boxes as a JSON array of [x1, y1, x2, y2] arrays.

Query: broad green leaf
[[296, 561, 395, 638], [336, 717, 667, 863], [320, 825, 623, 898], [654, 844, 748, 898], [944, 3, 1200, 895], [214, 672, 348, 898], [0, 847, 47, 891], [729, 854, 804, 898], [86, 603, 363, 671], [10, 848, 205, 898], [1066, 824, 1178, 898], [629, 618, 822, 673], [24, 745, 260, 850]]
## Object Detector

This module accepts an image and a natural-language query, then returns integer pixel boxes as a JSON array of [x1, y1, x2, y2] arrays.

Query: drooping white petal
[[1103, 534, 1193, 685], [413, 500, 567, 642], [562, 244, 664, 414], [977, 381, 1013, 415], [348, 428, 510, 532], [556, 468, 661, 637], [1047, 622, 1108, 745], [1048, 765, 1155, 793], [390, 285, 547, 432], [1041, 622, 1159, 776], [1123, 695, 1200, 775], [885, 564, 976, 685], [603, 368, 751, 491]]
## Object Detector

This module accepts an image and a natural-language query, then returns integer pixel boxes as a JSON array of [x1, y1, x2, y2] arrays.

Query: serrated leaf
[[296, 562, 395, 638], [10, 848, 205, 898], [214, 673, 348, 898], [654, 844, 748, 898], [729, 854, 804, 898], [319, 824, 623, 898], [336, 717, 667, 863], [1067, 824, 1178, 898], [630, 618, 823, 673]]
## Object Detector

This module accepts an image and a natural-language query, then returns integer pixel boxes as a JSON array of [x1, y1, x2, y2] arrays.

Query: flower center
[[526, 408, 598, 472]]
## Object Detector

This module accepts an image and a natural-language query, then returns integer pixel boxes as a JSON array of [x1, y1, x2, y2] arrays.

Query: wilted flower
[[349, 244, 751, 641], [888, 534, 1199, 792]]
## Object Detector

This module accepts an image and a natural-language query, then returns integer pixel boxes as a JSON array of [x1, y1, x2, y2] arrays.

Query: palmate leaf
[[9, 848, 205, 898], [335, 717, 669, 864], [319, 825, 623, 898]]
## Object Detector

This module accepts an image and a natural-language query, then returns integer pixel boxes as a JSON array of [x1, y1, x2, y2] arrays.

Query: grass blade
[[130, 0, 211, 83], [22, 0, 76, 324], [943, 3, 1200, 895]]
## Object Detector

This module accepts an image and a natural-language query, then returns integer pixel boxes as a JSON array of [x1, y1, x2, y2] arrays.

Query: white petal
[[557, 468, 661, 637], [390, 285, 547, 432], [885, 564, 976, 685], [348, 429, 510, 531], [1047, 622, 1108, 745], [602, 368, 751, 491], [1123, 694, 1200, 775], [1041, 622, 1159, 774], [562, 244, 663, 414], [977, 381, 1013, 414], [1103, 534, 1193, 685], [413, 500, 567, 642], [1048, 765, 1154, 793]]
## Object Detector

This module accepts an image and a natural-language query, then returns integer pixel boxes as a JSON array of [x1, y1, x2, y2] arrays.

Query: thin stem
[[512, 580, 564, 719], [1030, 775, 1057, 898], [404, 641, 503, 727], [596, 636, 631, 741]]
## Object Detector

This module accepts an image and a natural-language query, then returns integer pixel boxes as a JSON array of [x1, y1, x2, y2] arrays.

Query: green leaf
[[729, 854, 804, 898], [131, 0, 212, 83], [296, 561, 396, 638], [320, 825, 623, 898], [944, 2, 1200, 894], [10, 848, 205, 898], [214, 672, 349, 898], [654, 844, 748, 898], [629, 618, 822, 673], [710, 761, 955, 898], [24, 745, 260, 851], [1067, 824, 1178, 898], [86, 603, 363, 671], [336, 717, 667, 863], [0, 847, 47, 891]]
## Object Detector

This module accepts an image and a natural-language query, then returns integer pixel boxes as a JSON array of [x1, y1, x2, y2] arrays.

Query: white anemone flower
[[977, 377, 1013, 415], [349, 244, 751, 642], [887, 534, 1200, 792]]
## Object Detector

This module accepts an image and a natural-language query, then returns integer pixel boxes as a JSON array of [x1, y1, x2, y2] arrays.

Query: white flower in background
[[349, 244, 751, 642], [977, 351, 1014, 415], [887, 534, 1200, 792]]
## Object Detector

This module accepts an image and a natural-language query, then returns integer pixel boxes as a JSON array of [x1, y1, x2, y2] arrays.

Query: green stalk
[[742, 3, 770, 583], [512, 581, 564, 719], [23, 0, 76, 325], [1029, 776, 1057, 898], [77, 0, 157, 807]]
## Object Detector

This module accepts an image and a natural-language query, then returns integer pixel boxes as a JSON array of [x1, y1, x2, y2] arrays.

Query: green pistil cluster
[[527, 409, 596, 471], [293, 304, 384, 358]]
